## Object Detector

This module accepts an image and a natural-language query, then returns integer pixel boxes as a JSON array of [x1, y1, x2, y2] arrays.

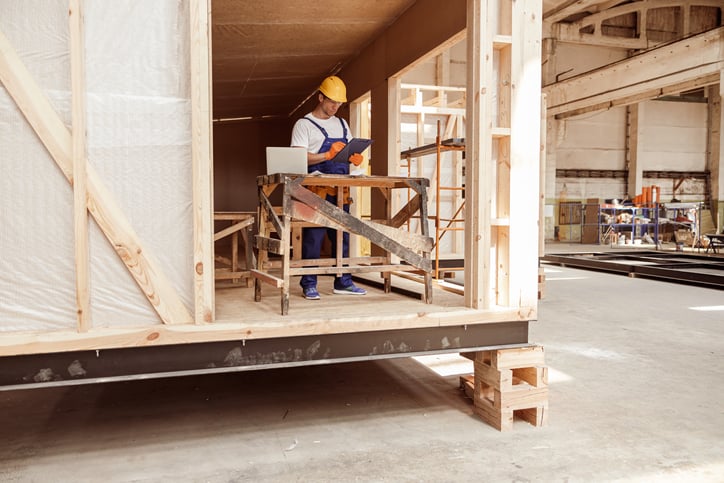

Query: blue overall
[[300, 116, 353, 290]]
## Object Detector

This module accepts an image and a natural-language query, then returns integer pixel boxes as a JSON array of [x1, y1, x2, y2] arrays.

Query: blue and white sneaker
[[303, 287, 321, 300], [333, 284, 367, 295]]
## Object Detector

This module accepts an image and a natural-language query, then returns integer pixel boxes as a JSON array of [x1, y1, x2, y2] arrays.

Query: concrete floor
[[1, 247, 723, 482]]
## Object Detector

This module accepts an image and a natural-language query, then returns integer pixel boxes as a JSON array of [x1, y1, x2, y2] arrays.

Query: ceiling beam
[[543, 27, 724, 117], [549, 1, 724, 48], [544, 0, 623, 23], [553, 23, 649, 48]]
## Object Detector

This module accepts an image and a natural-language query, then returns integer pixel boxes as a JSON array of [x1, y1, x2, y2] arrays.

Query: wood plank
[[465, 0, 494, 309], [213, 216, 254, 241], [489, 345, 545, 369], [190, 0, 215, 323], [0, 28, 193, 325], [69, 0, 90, 333], [250, 269, 284, 288], [285, 256, 389, 268], [0, 305, 534, 357], [214, 270, 251, 281], [544, 0, 610, 23], [260, 190, 284, 235], [254, 235, 283, 255], [213, 211, 255, 221], [552, 71, 720, 119], [289, 264, 422, 277], [508, 0, 542, 308]]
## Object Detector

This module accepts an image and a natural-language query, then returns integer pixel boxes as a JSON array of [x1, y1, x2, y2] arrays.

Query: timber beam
[[550, 1, 724, 49], [544, 27, 724, 118]]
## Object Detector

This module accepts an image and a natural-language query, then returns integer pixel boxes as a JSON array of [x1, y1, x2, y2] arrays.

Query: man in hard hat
[[291, 75, 367, 300]]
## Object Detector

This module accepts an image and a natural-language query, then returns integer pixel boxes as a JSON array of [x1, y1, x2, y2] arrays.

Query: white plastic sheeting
[[0, 1, 193, 331]]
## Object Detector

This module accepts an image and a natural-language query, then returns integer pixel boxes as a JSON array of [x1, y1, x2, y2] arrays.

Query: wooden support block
[[459, 374, 474, 399], [518, 404, 548, 427], [514, 366, 548, 387], [473, 398, 514, 431], [474, 359, 513, 391], [475, 345, 545, 369], [466, 345, 548, 431]]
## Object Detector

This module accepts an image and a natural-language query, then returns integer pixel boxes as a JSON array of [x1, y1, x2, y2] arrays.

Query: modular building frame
[[0, 0, 542, 389]]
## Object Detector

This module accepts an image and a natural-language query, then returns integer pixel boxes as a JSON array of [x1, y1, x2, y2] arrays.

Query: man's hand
[[349, 153, 363, 166], [324, 141, 346, 160]]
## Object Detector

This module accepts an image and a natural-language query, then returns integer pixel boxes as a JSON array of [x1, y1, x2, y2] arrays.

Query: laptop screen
[[266, 147, 308, 174]]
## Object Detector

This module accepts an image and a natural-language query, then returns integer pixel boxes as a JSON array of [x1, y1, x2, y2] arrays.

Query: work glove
[[324, 141, 346, 160], [349, 153, 363, 166]]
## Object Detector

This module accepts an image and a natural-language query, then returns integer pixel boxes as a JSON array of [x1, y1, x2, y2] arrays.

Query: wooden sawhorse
[[252, 173, 433, 315], [214, 212, 255, 286]]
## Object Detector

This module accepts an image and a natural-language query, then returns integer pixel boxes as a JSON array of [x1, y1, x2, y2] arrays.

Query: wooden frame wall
[[0, 0, 544, 356], [0, 9, 193, 329], [466, 0, 541, 310], [190, 0, 215, 324]]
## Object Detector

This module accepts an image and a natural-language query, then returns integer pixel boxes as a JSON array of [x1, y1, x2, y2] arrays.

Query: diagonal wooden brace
[[288, 181, 432, 272]]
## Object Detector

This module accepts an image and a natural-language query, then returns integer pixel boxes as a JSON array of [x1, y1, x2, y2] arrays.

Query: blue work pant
[[300, 195, 352, 290]]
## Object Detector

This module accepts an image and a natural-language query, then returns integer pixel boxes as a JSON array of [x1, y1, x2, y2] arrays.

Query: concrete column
[[541, 37, 557, 241], [627, 104, 643, 200], [710, 80, 724, 232]]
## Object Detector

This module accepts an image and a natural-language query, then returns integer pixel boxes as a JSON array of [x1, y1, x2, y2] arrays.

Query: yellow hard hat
[[319, 75, 347, 103]]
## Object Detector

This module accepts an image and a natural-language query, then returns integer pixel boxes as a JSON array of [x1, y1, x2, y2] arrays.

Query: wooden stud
[[465, 0, 494, 309], [508, 0, 542, 308], [190, 0, 215, 324], [69, 0, 91, 333]]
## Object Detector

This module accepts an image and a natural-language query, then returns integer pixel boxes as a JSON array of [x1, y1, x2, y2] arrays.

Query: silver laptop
[[266, 147, 308, 174]]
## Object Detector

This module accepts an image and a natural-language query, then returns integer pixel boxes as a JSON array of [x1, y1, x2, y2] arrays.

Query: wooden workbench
[[253, 173, 433, 315]]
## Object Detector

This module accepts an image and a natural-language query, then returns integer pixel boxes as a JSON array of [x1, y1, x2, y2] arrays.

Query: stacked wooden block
[[461, 346, 548, 431]]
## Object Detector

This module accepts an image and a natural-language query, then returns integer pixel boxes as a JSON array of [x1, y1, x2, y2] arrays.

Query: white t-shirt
[[291, 114, 352, 154]]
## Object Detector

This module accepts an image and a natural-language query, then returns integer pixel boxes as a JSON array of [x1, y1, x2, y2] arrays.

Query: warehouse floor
[[1, 244, 723, 482]]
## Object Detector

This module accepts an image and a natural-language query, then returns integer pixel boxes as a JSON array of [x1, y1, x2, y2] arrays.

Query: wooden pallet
[[460, 346, 548, 431]]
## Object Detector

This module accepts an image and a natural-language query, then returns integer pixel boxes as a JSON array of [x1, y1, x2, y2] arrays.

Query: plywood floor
[[215, 273, 468, 323]]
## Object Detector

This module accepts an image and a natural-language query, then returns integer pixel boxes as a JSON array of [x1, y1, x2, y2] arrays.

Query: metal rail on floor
[[542, 250, 724, 290]]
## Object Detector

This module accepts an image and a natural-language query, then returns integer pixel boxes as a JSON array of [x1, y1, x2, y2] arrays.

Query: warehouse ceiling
[[210, 0, 631, 121]]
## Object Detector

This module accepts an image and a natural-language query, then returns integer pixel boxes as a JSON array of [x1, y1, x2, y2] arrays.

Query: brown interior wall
[[213, 118, 294, 212], [213, 0, 465, 213], [337, 0, 466, 177]]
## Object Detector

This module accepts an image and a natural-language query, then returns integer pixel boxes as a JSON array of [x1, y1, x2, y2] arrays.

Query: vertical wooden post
[[69, 0, 90, 332], [370, 76, 401, 274], [508, 0, 542, 308], [496, 8, 512, 307], [465, 0, 494, 309], [190, 0, 215, 323]]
